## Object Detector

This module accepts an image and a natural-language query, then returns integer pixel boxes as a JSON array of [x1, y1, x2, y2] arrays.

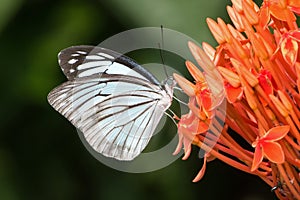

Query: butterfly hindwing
[[48, 74, 171, 160]]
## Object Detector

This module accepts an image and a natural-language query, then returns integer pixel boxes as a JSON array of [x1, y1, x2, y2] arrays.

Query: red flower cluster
[[174, 0, 300, 199]]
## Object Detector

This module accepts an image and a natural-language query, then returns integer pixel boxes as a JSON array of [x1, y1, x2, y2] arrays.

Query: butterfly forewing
[[58, 46, 160, 85], [48, 46, 174, 160]]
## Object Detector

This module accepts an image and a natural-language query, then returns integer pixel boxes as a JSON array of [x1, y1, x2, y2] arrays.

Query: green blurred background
[[0, 0, 277, 199]]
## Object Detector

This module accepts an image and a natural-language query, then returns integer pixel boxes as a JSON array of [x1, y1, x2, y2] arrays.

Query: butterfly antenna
[[159, 25, 169, 78]]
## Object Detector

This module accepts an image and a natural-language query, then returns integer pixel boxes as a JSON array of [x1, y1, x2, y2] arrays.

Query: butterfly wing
[[58, 45, 160, 85], [49, 46, 173, 160], [48, 74, 171, 160]]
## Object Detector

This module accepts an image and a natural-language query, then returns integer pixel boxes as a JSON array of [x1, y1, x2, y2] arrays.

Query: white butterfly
[[48, 46, 176, 161]]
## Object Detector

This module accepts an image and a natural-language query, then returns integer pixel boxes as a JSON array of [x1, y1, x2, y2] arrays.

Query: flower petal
[[173, 73, 195, 97], [264, 125, 290, 141], [196, 88, 213, 112], [192, 156, 207, 182], [182, 138, 192, 160], [202, 42, 216, 61], [224, 82, 243, 103], [173, 133, 183, 155], [242, 0, 259, 25], [262, 141, 285, 164], [258, 70, 273, 95], [251, 144, 264, 171], [270, 4, 296, 22], [281, 37, 298, 66], [259, 5, 270, 29], [206, 18, 225, 44], [289, 0, 300, 8], [186, 61, 205, 82], [289, 30, 300, 42], [289, 6, 300, 15], [218, 66, 241, 88], [196, 119, 210, 134], [288, 0, 300, 15]]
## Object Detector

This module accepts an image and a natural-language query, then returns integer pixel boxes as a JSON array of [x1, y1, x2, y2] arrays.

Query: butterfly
[[47, 45, 176, 161]]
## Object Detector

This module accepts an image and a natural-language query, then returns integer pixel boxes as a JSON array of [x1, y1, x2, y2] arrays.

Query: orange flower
[[269, 1, 296, 21], [186, 42, 225, 111], [257, 69, 275, 95], [217, 66, 243, 103], [224, 82, 243, 103], [174, 60, 216, 119], [173, 72, 212, 160], [266, 0, 298, 27], [173, 49, 219, 161], [185, 61, 213, 117], [277, 30, 300, 66], [251, 125, 290, 171], [173, 111, 198, 160]]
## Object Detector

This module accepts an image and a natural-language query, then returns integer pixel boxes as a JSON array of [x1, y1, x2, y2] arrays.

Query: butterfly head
[[161, 76, 176, 99]]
